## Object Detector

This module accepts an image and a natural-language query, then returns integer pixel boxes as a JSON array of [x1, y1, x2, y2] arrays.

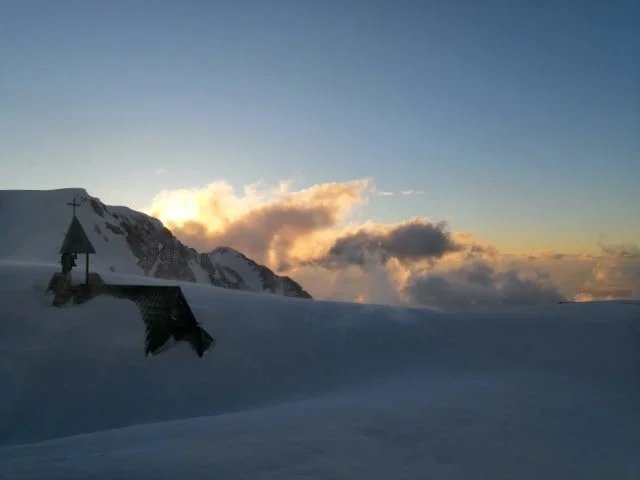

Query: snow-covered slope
[[211, 246, 311, 298], [1, 262, 638, 479], [0, 188, 311, 299]]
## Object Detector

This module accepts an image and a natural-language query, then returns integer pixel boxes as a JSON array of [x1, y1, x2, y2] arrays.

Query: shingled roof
[[60, 216, 96, 254]]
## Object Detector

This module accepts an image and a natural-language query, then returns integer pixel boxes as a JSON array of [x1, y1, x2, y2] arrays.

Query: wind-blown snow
[[1, 262, 639, 479]]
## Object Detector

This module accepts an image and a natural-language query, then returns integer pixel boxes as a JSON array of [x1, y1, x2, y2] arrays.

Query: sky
[[0, 1, 638, 304]]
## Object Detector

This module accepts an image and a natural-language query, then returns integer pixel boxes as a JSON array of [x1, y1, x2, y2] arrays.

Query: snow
[[0, 188, 142, 276], [0, 189, 302, 297], [211, 248, 263, 291], [189, 259, 211, 284], [0, 262, 639, 479]]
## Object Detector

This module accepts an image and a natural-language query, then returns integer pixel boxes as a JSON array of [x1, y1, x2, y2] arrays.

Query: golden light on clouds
[[144, 177, 639, 306], [151, 191, 200, 227], [146, 178, 373, 267]]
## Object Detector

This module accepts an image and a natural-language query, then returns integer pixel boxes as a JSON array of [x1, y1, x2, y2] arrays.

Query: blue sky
[[1, 0, 638, 253]]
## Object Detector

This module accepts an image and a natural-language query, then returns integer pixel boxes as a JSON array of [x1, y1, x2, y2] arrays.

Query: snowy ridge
[[0, 188, 312, 299], [211, 246, 265, 291], [211, 246, 311, 298], [0, 262, 638, 479]]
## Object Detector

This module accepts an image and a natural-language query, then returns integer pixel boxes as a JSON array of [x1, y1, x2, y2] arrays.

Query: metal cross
[[67, 196, 80, 216]]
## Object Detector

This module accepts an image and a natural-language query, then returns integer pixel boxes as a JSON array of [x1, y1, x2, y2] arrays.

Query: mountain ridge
[[0, 188, 312, 299]]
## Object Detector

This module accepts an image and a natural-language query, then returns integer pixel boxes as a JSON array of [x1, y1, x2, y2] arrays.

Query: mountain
[[0, 188, 312, 299]]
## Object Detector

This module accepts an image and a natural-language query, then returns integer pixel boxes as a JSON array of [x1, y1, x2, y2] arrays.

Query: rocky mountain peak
[[0, 189, 313, 300]]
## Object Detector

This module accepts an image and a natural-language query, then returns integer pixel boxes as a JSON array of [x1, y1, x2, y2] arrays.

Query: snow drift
[[0, 262, 639, 479]]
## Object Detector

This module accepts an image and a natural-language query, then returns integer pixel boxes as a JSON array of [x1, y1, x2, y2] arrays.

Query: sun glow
[[150, 193, 199, 227]]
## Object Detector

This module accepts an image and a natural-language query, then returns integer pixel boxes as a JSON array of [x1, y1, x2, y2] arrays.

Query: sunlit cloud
[[145, 177, 639, 308], [147, 178, 372, 269], [574, 242, 640, 301], [306, 218, 461, 269], [372, 187, 425, 197], [404, 262, 567, 308]]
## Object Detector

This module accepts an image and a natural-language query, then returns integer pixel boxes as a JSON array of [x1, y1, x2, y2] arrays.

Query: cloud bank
[[146, 178, 638, 307], [574, 242, 640, 301], [149, 179, 370, 270], [404, 262, 567, 308]]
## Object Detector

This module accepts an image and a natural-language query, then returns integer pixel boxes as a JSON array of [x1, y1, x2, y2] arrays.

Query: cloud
[[403, 262, 568, 308], [155, 168, 167, 175], [145, 176, 637, 308], [147, 179, 371, 268], [373, 188, 424, 197], [574, 242, 640, 301], [527, 252, 565, 261], [597, 241, 640, 258], [310, 219, 461, 269], [291, 261, 405, 306], [575, 286, 634, 301], [476, 245, 640, 303]]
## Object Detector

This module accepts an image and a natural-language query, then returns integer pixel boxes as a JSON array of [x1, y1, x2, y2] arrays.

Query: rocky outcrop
[[89, 198, 106, 217]]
